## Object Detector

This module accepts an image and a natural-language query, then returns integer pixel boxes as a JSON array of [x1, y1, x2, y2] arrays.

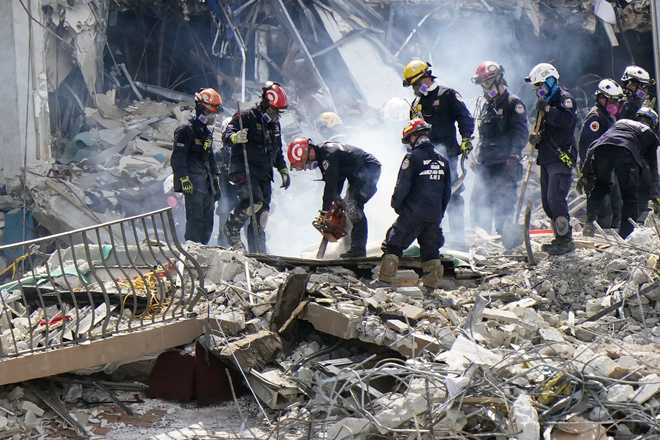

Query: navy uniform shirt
[[391, 139, 451, 222], [537, 88, 578, 166], [222, 106, 286, 180], [410, 85, 475, 157], [171, 118, 219, 194], [476, 90, 528, 165]]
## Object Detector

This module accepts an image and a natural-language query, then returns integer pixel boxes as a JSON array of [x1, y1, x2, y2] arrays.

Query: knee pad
[[554, 216, 570, 236], [258, 209, 269, 228], [245, 202, 263, 216]]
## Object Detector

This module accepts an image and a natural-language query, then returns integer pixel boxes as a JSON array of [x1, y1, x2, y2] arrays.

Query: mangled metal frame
[[0, 207, 204, 358]]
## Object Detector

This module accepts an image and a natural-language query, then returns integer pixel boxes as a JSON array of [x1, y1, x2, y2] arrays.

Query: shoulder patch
[[515, 103, 525, 114], [562, 98, 573, 109], [321, 160, 330, 170], [401, 158, 410, 170], [589, 121, 600, 132]]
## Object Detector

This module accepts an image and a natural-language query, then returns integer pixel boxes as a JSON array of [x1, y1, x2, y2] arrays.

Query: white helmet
[[595, 79, 624, 99], [383, 97, 410, 122], [621, 65, 650, 84], [525, 63, 560, 85]]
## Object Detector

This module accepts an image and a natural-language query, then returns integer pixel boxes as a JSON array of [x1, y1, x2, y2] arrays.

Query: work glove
[[460, 138, 473, 156], [528, 132, 542, 146], [180, 176, 193, 194], [558, 150, 574, 168], [230, 128, 248, 144], [279, 168, 291, 189]]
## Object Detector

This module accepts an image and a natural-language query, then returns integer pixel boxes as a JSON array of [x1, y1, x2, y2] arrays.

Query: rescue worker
[[287, 137, 381, 258], [380, 118, 451, 289], [316, 111, 345, 142], [222, 81, 291, 253], [619, 65, 655, 120], [170, 88, 222, 245], [580, 107, 660, 239], [470, 61, 528, 235], [525, 63, 578, 255], [402, 59, 474, 249], [620, 66, 658, 221], [578, 79, 625, 234]]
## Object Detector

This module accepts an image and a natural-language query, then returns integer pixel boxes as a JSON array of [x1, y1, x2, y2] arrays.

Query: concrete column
[[0, 0, 51, 180]]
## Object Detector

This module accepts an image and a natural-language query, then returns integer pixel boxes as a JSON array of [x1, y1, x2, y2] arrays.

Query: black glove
[[528, 133, 542, 146], [279, 168, 291, 189]]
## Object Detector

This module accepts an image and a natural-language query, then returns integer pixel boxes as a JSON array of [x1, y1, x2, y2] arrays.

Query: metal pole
[[276, 0, 337, 112], [237, 103, 260, 253], [651, 0, 660, 113], [219, 1, 246, 103]]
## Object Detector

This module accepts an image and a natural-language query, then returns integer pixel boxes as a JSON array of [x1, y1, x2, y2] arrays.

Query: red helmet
[[472, 61, 504, 86], [402, 118, 431, 144], [287, 137, 310, 169], [262, 81, 288, 110], [194, 88, 223, 113]]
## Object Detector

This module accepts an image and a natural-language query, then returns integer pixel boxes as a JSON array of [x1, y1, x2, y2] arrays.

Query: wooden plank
[[0, 319, 205, 386]]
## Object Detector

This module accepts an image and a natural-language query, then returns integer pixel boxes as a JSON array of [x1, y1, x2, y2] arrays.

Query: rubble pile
[[20, 96, 196, 237], [2, 229, 658, 438]]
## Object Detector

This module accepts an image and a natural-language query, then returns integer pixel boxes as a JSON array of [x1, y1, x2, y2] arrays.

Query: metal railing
[[0, 208, 205, 358]]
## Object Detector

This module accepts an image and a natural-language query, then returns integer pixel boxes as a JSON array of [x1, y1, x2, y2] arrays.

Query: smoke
[[265, 8, 607, 257]]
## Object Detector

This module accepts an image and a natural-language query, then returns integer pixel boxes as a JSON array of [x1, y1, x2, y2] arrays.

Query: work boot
[[545, 236, 576, 255], [421, 259, 444, 289], [546, 217, 574, 255], [541, 223, 559, 252], [379, 254, 399, 283], [582, 221, 595, 237], [340, 249, 366, 259]]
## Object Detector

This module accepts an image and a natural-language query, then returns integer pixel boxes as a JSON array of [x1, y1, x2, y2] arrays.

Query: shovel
[[501, 110, 544, 250]]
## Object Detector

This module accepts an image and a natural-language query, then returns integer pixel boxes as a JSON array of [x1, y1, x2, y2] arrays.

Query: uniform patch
[[433, 100, 440, 106], [589, 121, 600, 132], [321, 160, 329, 170], [562, 98, 573, 109], [401, 158, 410, 170], [515, 103, 525, 114]]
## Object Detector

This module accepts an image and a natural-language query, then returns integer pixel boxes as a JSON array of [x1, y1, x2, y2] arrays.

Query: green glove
[[180, 176, 193, 194], [558, 151, 574, 168], [230, 128, 248, 144], [279, 168, 291, 189], [653, 197, 660, 214], [460, 138, 473, 155]]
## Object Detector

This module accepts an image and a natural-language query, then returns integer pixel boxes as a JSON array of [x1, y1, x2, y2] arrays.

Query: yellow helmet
[[403, 60, 431, 87], [318, 111, 343, 128]]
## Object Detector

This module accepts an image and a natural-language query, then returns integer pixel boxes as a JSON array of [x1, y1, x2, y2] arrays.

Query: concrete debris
[[0, 223, 659, 437]]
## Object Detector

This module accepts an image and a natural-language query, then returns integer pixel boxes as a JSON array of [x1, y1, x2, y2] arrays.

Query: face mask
[[606, 102, 620, 118], [197, 112, 216, 126], [635, 88, 647, 99], [483, 85, 498, 99], [536, 85, 548, 98]]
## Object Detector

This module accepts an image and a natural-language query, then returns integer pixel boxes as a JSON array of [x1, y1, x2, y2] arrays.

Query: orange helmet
[[401, 118, 431, 144], [194, 88, 223, 113], [262, 81, 288, 110], [287, 137, 310, 169]]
